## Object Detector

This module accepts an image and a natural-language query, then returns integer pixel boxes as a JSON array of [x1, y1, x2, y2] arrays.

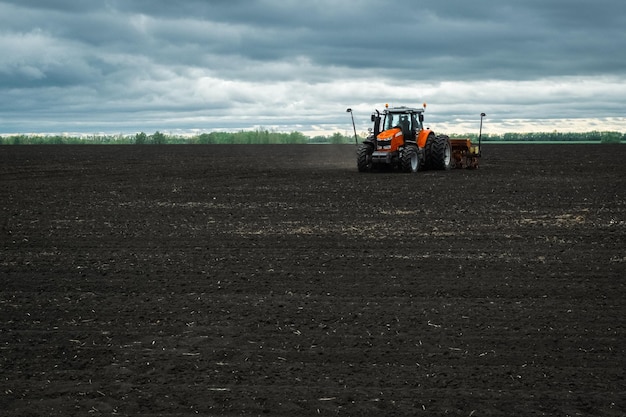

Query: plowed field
[[1, 144, 625, 416]]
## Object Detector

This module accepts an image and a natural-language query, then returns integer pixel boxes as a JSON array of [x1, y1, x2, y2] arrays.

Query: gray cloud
[[0, 0, 625, 134]]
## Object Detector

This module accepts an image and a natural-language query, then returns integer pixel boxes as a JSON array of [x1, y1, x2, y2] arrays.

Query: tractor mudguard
[[362, 137, 376, 147], [417, 129, 433, 148]]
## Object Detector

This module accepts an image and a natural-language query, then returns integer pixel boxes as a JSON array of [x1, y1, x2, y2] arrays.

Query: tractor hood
[[377, 127, 402, 141], [376, 127, 403, 151]]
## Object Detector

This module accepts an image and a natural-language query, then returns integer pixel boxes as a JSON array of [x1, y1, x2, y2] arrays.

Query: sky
[[1, 0, 625, 136]]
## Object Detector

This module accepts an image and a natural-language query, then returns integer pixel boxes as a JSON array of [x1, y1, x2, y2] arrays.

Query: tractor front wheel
[[357, 143, 374, 172], [401, 145, 420, 173]]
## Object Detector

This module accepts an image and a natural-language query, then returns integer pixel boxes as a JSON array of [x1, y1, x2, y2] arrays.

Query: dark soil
[[1, 144, 625, 416]]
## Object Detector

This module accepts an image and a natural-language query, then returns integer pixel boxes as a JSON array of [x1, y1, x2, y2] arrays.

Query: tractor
[[347, 105, 485, 172]]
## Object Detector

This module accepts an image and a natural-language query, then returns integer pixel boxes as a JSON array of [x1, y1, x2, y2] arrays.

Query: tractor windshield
[[384, 113, 411, 132]]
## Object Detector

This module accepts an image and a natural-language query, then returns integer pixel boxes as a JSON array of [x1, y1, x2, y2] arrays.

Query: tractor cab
[[382, 107, 424, 142], [371, 105, 426, 148], [382, 108, 424, 130]]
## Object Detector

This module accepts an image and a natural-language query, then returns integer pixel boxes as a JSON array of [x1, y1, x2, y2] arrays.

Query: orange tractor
[[347, 105, 485, 172]]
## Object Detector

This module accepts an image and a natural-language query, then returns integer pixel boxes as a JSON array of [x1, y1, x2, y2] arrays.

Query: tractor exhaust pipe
[[346, 108, 358, 145]]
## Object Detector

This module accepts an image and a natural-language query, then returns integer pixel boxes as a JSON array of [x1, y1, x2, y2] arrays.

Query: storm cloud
[[1, 0, 625, 135]]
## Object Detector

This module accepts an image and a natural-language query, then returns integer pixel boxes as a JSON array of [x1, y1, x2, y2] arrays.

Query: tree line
[[450, 130, 624, 143], [0, 129, 623, 145]]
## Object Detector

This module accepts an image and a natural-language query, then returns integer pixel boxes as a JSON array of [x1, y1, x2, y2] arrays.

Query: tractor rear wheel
[[425, 134, 452, 170], [401, 145, 420, 173], [357, 143, 374, 172]]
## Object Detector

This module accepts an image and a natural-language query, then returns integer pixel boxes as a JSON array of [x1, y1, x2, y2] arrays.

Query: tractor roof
[[384, 106, 425, 114]]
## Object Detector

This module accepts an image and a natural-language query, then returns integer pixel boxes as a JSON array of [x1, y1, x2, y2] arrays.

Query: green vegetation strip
[[1, 130, 624, 145]]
